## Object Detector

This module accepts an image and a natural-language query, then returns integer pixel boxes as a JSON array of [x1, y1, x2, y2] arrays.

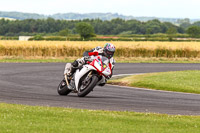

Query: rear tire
[[77, 75, 98, 97], [57, 78, 71, 95]]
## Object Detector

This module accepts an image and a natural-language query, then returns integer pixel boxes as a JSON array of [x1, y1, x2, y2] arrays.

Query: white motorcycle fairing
[[59, 55, 114, 97], [74, 64, 96, 91]]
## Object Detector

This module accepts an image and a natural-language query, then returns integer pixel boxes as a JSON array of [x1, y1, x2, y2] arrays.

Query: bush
[[0, 36, 18, 40], [59, 29, 69, 36], [45, 37, 66, 41], [29, 35, 44, 40]]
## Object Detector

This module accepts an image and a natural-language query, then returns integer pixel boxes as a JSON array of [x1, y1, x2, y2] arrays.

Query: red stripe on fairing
[[89, 56, 111, 77], [89, 59, 103, 76], [88, 52, 99, 56], [109, 63, 112, 76]]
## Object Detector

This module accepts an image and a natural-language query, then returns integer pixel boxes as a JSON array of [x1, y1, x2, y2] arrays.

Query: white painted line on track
[[112, 73, 145, 77]]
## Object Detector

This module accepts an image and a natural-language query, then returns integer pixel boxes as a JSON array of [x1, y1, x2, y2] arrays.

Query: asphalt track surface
[[0, 63, 200, 115]]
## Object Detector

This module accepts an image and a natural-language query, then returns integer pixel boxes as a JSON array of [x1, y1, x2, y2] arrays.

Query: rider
[[64, 43, 116, 85]]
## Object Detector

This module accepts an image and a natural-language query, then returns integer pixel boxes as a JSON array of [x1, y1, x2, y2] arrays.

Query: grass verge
[[108, 70, 200, 94], [1, 56, 200, 63], [0, 103, 200, 133]]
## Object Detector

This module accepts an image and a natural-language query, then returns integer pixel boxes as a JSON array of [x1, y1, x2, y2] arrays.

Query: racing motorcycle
[[57, 55, 113, 97]]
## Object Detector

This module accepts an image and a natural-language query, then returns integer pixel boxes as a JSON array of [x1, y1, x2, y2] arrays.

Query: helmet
[[103, 43, 115, 59]]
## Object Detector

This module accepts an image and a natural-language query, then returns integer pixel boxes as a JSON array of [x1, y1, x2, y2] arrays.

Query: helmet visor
[[105, 50, 114, 59]]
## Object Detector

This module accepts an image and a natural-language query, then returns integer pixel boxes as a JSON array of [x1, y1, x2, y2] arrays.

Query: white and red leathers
[[64, 46, 115, 83]]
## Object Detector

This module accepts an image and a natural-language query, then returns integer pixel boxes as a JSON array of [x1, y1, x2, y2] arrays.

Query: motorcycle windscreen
[[93, 56, 107, 71], [94, 60, 102, 71], [101, 56, 111, 76]]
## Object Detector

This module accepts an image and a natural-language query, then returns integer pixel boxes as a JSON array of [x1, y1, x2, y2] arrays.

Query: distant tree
[[166, 27, 177, 41], [193, 21, 200, 27], [0, 17, 188, 36], [145, 28, 152, 38], [146, 28, 152, 34], [187, 26, 200, 37], [145, 19, 163, 34], [177, 26, 185, 33], [180, 22, 191, 29], [126, 20, 142, 34], [111, 18, 125, 25], [167, 27, 177, 34], [177, 18, 190, 25], [59, 29, 69, 36], [76, 22, 95, 39]]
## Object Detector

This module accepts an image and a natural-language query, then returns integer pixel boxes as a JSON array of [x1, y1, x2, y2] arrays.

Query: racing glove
[[84, 56, 93, 62], [77, 57, 85, 65]]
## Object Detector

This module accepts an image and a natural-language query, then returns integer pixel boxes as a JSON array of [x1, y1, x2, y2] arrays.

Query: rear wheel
[[57, 78, 71, 95], [77, 75, 98, 97]]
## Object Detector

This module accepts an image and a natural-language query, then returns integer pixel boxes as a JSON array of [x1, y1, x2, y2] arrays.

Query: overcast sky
[[0, 0, 199, 19]]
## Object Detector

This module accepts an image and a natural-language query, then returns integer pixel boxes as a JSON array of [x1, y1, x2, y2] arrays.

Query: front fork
[[64, 75, 69, 86], [64, 74, 75, 90], [64, 71, 93, 91]]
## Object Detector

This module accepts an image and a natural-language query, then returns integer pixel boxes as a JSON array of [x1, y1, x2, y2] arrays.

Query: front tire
[[77, 75, 98, 97], [57, 78, 71, 95]]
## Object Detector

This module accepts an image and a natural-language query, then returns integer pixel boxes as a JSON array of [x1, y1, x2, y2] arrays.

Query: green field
[[0, 103, 199, 133], [109, 70, 200, 94], [1, 57, 200, 63]]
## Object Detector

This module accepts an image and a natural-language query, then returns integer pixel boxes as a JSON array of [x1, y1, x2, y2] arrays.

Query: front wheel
[[77, 75, 98, 97], [57, 78, 71, 95]]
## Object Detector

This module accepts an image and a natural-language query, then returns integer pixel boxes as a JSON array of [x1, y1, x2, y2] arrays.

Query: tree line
[[0, 17, 200, 37]]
